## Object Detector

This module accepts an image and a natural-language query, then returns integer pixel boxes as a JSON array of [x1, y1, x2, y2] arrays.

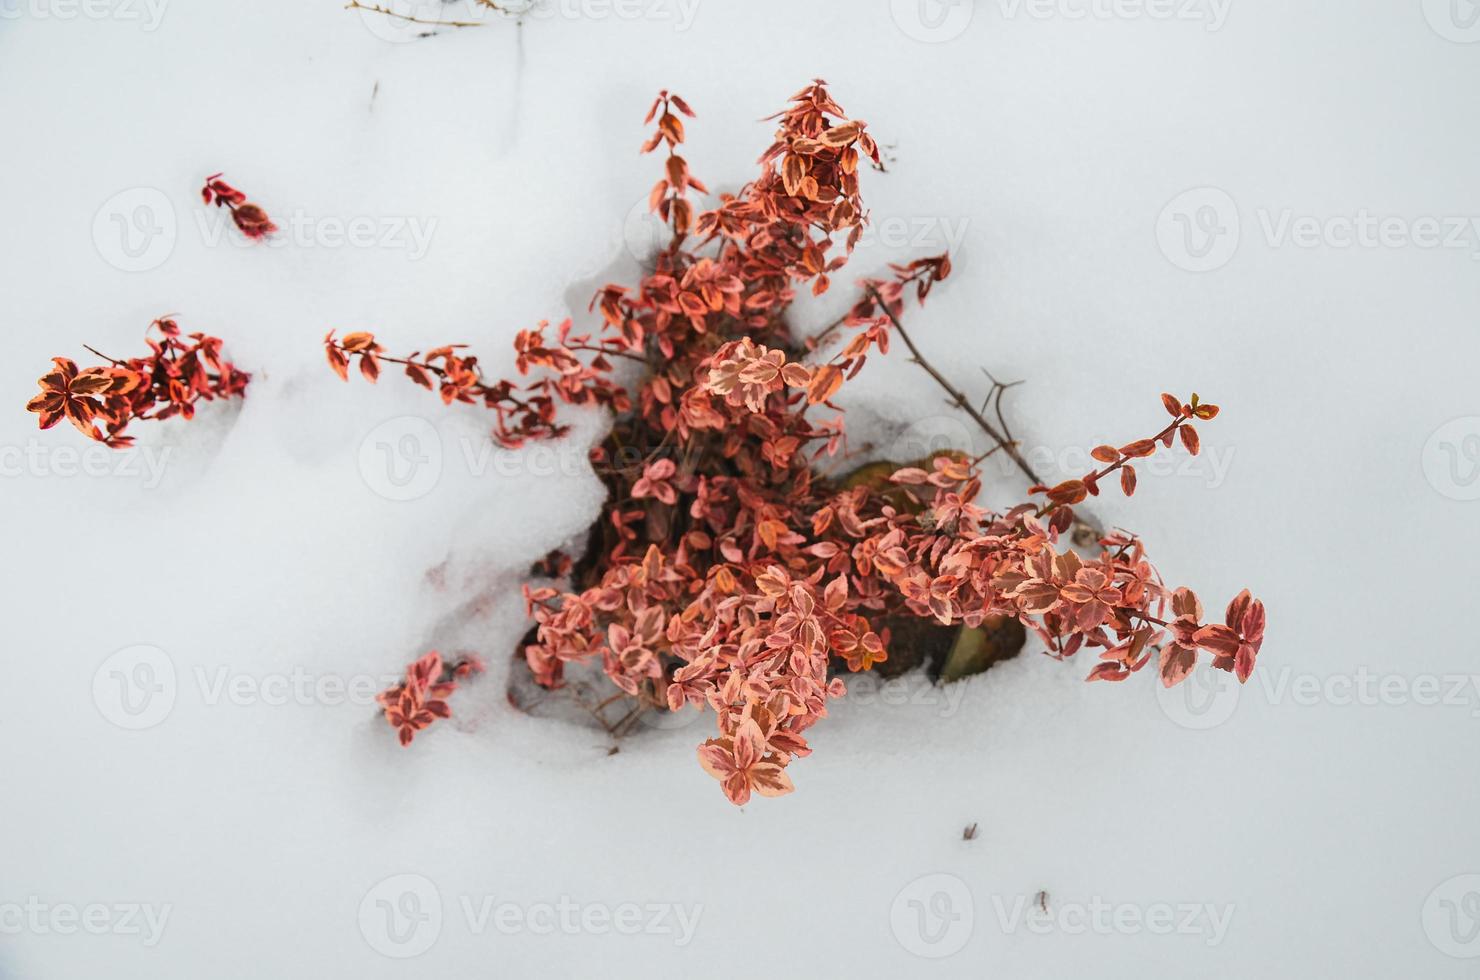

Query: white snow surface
[[3, 1, 1479, 977]]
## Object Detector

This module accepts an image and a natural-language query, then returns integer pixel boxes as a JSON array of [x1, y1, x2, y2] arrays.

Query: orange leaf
[[326, 345, 349, 381], [1120, 439, 1157, 458], [807, 364, 843, 404], [1046, 480, 1087, 505], [782, 155, 805, 196], [780, 363, 811, 387]]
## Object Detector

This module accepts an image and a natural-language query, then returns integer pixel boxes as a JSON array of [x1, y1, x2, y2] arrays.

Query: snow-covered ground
[[3, 0, 1478, 976]]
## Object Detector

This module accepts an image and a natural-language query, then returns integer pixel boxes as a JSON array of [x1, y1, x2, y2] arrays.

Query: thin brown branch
[[82, 345, 126, 366], [345, 0, 485, 29]]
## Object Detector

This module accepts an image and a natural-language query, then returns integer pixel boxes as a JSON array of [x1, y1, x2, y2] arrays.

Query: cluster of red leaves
[[327, 82, 1266, 805], [26, 317, 249, 448], [202, 173, 277, 241], [376, 651, 484, 746]]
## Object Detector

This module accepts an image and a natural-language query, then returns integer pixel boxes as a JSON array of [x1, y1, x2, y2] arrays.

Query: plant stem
[[82, 345, 126, 365], [344, 0, 485, 29], [865, 287, 1039, 487]]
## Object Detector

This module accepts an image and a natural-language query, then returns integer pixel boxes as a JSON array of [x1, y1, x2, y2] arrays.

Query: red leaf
[[1046, 480, 1087, 506], [1159, 645, 1197, 688], [1120, 439, 1157, 459], [1086, 662, 1130, 683], [326, 345, 349, 382]]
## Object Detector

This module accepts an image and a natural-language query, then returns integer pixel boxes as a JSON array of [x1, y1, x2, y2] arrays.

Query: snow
[[3, 0, 1479, 976]]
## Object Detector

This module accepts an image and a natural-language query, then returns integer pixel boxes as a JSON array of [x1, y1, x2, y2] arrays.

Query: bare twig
[[806, 310, 852, 352], [345, 0, 485, 30]]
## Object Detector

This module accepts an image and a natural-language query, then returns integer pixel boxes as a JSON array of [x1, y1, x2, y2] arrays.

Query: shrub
[[332, 82, 1265, 805]]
